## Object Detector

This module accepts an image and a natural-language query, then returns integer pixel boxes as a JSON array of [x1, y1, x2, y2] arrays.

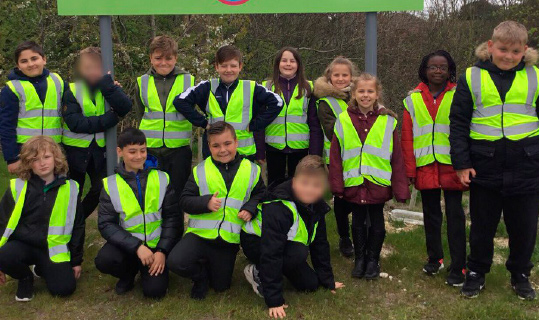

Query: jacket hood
[[313, 76, 349, 100], [475, 41, 538, 67], [267, 179, 331, 216], [408, 81, 456, 96], [8, 68, 50, 81], [147, 66, 189, 78]]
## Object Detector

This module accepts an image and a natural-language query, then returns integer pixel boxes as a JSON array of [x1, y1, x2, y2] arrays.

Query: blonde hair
[[323, 56, 359, 83], [492, 21, 528, 45], [349, 73, 384, 108], [17, 136, 68, 181], [295, 155, 327, 177]]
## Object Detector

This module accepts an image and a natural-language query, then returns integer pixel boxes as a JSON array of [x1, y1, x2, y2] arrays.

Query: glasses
[[427, 65, 449, 72]]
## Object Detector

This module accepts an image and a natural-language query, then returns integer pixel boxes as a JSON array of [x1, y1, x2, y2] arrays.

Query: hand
[[0, 271, 6, 285], [456, 168, 476, 187], [269, 305, 288, 319], [148, 252, 166, 276], [7, 160, 20, 174], [331, 282, 345, 294], [137, 245, 155, 266], [238, 210, 252, 222], [72, 266, 82, 279], [408, 177, 416, 186], [207, 192, 222, 212]]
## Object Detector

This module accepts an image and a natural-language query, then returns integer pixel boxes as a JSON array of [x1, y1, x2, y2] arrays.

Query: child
[[173, 45, 283, 160], [258, 47, 323, 185], [0, 41, 66, 174], [242, 155, 344, 319], [315, 57, 358, 258], [402, 50, 467, 285], [329, 74, 409, 279], [0, 136, 85, 301], [134, 35, 195, 206], [167, 121, 265, 300], [95, 128, 182, 298], [449, 21, 539, 300], [63, 47, 132, 219]]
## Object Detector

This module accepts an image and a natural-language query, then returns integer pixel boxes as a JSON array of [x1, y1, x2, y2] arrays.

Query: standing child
[[167, 122, 265, 300], [258, 47, 323, 185], [329, 74, 409, 279], [315, 57, 358, 258], [0, 41, 66, 174], [63, 47, 132, 219], [402, 50, 467, 286], [0, 136, 84, 301], [174, 45, 283, 161], [450, 21, 539, 300], [95, 128, 182, 298]]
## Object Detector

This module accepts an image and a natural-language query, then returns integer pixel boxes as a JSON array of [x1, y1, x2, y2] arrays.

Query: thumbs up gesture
[[207, 192, 222, 212]]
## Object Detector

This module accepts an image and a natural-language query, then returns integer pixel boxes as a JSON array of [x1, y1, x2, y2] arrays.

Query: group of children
[[0, 19, 537, 318]]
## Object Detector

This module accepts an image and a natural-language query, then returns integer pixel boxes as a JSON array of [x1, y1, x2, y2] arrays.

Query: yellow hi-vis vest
[[205, 79, 256, 156], [263, 81, 312, 150], [466, 66, 539, 141], [62, 82, 106, 148], [186, 158, 261, 244], [334, 111, 396, 187], [103, 170, 169, 248], [0, 178, 79, 263], [6, 73, 64, 143], [242, 200, 317, 246], [317, 96, 348, 164], [403, 89, 454, 166], [138, 74, 195, 148]]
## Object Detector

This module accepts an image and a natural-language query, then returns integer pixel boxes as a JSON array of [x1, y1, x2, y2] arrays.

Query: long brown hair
[[17, 136, 69, 181], [270, 47, 312, 99]]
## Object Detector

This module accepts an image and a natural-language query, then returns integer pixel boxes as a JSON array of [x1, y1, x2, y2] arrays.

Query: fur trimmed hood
[[313, 76, 349, 100], [475, 41, 538, 67], [378, 106, 398, 119]]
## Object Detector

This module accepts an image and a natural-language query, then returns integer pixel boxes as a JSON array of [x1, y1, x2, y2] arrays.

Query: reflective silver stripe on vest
[[243, 162, 258, 203], [122, 212, 162, 229], [337, 116, 394, 161], [75, 82, 84, 106], [238, 137, 255, 148], [188, 219, 242, 234], [225, 198, 244, 211], [286, 202, 300, 241], [266, 133, 310, 144], [141, 74, 190, 121], [49, 73, 63, 111], [131, 226, 162, 242], [143, 130, 191, 140], [14, 178, 25, 201], [63, 130, 104, 142], [1, 228, 14, 239], [49, 244, 69, 257], [206, 80, 252, 129], [325, 97, 345, 115], [243, 221, 257, 235], [16, 128, 62, 137], [140, 74, 151, 108], [11, 76, 62, 117], [196, 160, 210, 195]]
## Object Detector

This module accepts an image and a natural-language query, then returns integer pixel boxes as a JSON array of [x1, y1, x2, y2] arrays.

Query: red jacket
[[401, 82, 466, 191], [329, 106, 410, 205]]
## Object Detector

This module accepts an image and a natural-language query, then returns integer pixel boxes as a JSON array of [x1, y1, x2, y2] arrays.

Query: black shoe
[[364, 260, 380, 280], [115, 277, 135, 295], [423, 259, 444, 276], [446, 269, 465, 287], [351, 258, 366, 278], [244, 264, 263, 297], [16, 276, 34, 302], [461, 271, 485, 298], [339, 238, 354, 258], [511, 273, 536, 301], [191, 273, 210, 300]]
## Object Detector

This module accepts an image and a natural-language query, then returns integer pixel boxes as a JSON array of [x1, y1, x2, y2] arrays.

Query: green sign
[[57, 0, 423, 15]]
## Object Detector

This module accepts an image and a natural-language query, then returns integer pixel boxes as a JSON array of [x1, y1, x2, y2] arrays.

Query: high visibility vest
[[205, 79, 256, 156], [403, 90, 454, 166], [62, 82, 106, 148], [187, 158, 261, 244], [0, 179, 78, 263], [334, 111, 396, 187], [242, 200, 318, 246], [138, 74, 195, 148], [263, 81, 312, 150], [466, 66, 539, 141], [317, 96, 348, 164], [103, 170, 169, 248], [6, 73, 64, 143]]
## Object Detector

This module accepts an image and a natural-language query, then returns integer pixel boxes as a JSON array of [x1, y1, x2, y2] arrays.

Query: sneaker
[[446, 269, 466, 287], [244, 264, 263, 297], [461, 271, 485, 298], [339, 238, 354, 258], [364, 260, 380, 280], [15, 276, 34, 302], [115, 277, 135, 295], [423, 259, 444, 276], [511, 274, 536, 301]]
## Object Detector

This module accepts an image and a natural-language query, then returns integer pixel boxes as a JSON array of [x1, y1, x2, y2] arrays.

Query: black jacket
[[0, 175, 85, 266], [258, 180, 335, 308], [180, 154, 266, 216], [98, 163, 182, 255], [450, 43, 539, 195]]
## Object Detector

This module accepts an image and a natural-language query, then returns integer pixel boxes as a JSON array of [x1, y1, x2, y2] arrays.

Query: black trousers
[[94, 243, 169, 298], [149, 146, 192, 205], [266, 147, 308, 186], [350, 203, 386, 261], [240, 232, 319, 292], [468, 183, 539, 276], [68, 152, 106, 219], [334, 197, 353, 240], [0, 240, 76, 297], [167, 233, 240, 292], [420, 189, 466, 270]]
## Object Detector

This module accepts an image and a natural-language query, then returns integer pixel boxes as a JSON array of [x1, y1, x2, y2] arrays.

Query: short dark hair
[[207, 121, 237, 142], [215, 45, 243, 65], [418, 50, 457, 84], [118, 128, 147, 148], [14, 41, 45, 63]]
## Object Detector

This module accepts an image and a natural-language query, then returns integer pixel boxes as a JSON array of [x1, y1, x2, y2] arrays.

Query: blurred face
[[30, 149, 55, 179], [292, 173, 327, 205], [208, 130, 238, 164], [78, 54, 103, 85], [215, 58, 242, 84], [150, 49, 177, 76], [426, 55, 449, 86], [279, 51, 298, 79], [354, 80, 379, 111], [488, 40, 528, 71], [330, 64, 352, 90], [17, 49, 46, 77], [117, 144, 147, 172]]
